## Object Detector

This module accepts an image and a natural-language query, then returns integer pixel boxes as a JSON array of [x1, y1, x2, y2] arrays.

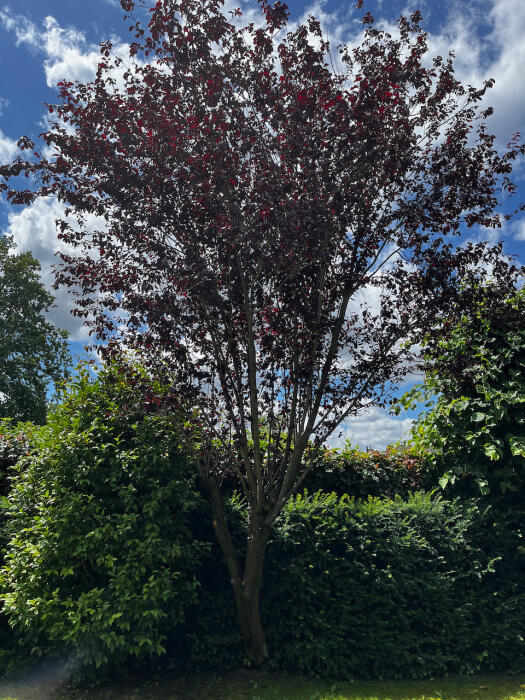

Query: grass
[[0, 670, 524, 700]]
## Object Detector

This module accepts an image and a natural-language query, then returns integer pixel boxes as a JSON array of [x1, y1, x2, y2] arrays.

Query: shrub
[[301, 443, 428, 499], [184, 491, 525, 679], [400, 289, 525, 496], [266, 492, 524, 678], [0, 363, 206, 680], [0, 420, 39, 666], [0, 419, 36, 498], [2, 365, 522, 683]]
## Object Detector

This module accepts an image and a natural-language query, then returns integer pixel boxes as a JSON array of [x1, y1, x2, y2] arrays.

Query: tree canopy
[[0, 0, 523, 664], [0, 236, 71, 424]]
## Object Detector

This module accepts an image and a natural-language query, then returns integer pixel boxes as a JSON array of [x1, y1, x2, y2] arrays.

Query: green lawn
[[1, 671, 524, 700]]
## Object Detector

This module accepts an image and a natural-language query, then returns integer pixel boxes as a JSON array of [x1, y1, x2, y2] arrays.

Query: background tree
[[0, 0, 523, 664], [398, 288, 525, 496], [0, 236, 71, 424]]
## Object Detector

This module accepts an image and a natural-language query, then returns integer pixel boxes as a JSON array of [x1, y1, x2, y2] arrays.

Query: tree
[[0, 0, 523, 664], [0, 236, 71, 424], [399, 288, 525, 496]]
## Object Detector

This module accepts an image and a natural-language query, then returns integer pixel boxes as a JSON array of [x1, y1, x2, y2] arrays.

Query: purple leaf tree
[[1, 0, 523, 664]]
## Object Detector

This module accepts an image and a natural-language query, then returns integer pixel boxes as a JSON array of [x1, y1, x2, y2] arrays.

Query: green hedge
[[0, 365, 206, 681], [301, 445, 429, 499], [0, 370, 522, 683], [0, 420, 38, 662], [0, 419, 36, 498], [183, 491, 525, 679]]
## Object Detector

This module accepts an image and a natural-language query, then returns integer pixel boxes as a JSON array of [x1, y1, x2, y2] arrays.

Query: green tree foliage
[[0, 362, 205, 678], [398, 289, 525, 494], [0, 420, 36, 498], [0, 236, 71, 424]]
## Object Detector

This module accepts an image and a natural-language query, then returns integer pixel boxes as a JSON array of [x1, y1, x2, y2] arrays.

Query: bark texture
[[208, 481, 269, 664]]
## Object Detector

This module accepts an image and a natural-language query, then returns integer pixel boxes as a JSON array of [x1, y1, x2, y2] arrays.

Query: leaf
[[509, 435, 525, 458], [472, 412, 487, 422], [109, 612, 123, 625], [438, 474, 449, 489], [0, 495, 11, 509], [476, 478, 490, 495], [483, 443, 501, 461]]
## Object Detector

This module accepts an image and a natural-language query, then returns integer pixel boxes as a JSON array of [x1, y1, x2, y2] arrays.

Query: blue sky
[[0, 0, 524, 448]]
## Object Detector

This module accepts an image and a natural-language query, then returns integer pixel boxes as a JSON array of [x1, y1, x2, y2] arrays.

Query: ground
[[0, 669, 524, 700]]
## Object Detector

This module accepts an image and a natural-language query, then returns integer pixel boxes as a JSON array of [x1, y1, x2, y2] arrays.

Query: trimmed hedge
[[183, 491, 525, 679], [301, 445, 428, 498], [1, 380, 522, 682]]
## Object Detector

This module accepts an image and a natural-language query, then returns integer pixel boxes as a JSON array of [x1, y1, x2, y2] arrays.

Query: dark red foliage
[[1, 0, 523, 508]]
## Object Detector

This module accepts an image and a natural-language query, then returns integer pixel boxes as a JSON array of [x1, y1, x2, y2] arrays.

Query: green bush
[[0, 420, 37, 666], [184, 491, 525, 679], [400, 289, 525, 496], [301, 443, 428, 499], [1, 366, 522, 683], [0, 363, 206, 680]]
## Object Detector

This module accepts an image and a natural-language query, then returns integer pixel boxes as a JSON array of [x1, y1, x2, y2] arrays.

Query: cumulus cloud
[[0, 128, 17, 162], [424, 0, 525, 146], [480, 0, 525, 141], [325, 406, 413, 451], [0, 6, 131, 88], [513, 218, 525, 242], [40, 17, 102, 87], [3, 197, 105, 341]]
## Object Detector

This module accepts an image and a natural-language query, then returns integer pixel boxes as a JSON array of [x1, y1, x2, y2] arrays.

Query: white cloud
[[424, 0, 525, 146], [3, 197, 105, 341], [326, 406, 413, 451], [0, 6, 39, 47], [0, 6, 132, 88], [481, 0, 525, 140], [513, 218, 525, 241], [0, 7, 99, 86], [40, 16, 101, 87], [0, 97, 8, 116], [0, 128, 17, 162]]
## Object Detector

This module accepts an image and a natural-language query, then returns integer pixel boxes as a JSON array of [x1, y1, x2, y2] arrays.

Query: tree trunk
[[239, 519, 269, 664], [207, 481, 269, 665]]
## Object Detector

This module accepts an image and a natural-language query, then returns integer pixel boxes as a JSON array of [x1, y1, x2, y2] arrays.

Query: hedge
[[0, 366, 206, 681], [301, 444, 429, 498], [0, 370, 522, 682], [182, 491, 525, 679]]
